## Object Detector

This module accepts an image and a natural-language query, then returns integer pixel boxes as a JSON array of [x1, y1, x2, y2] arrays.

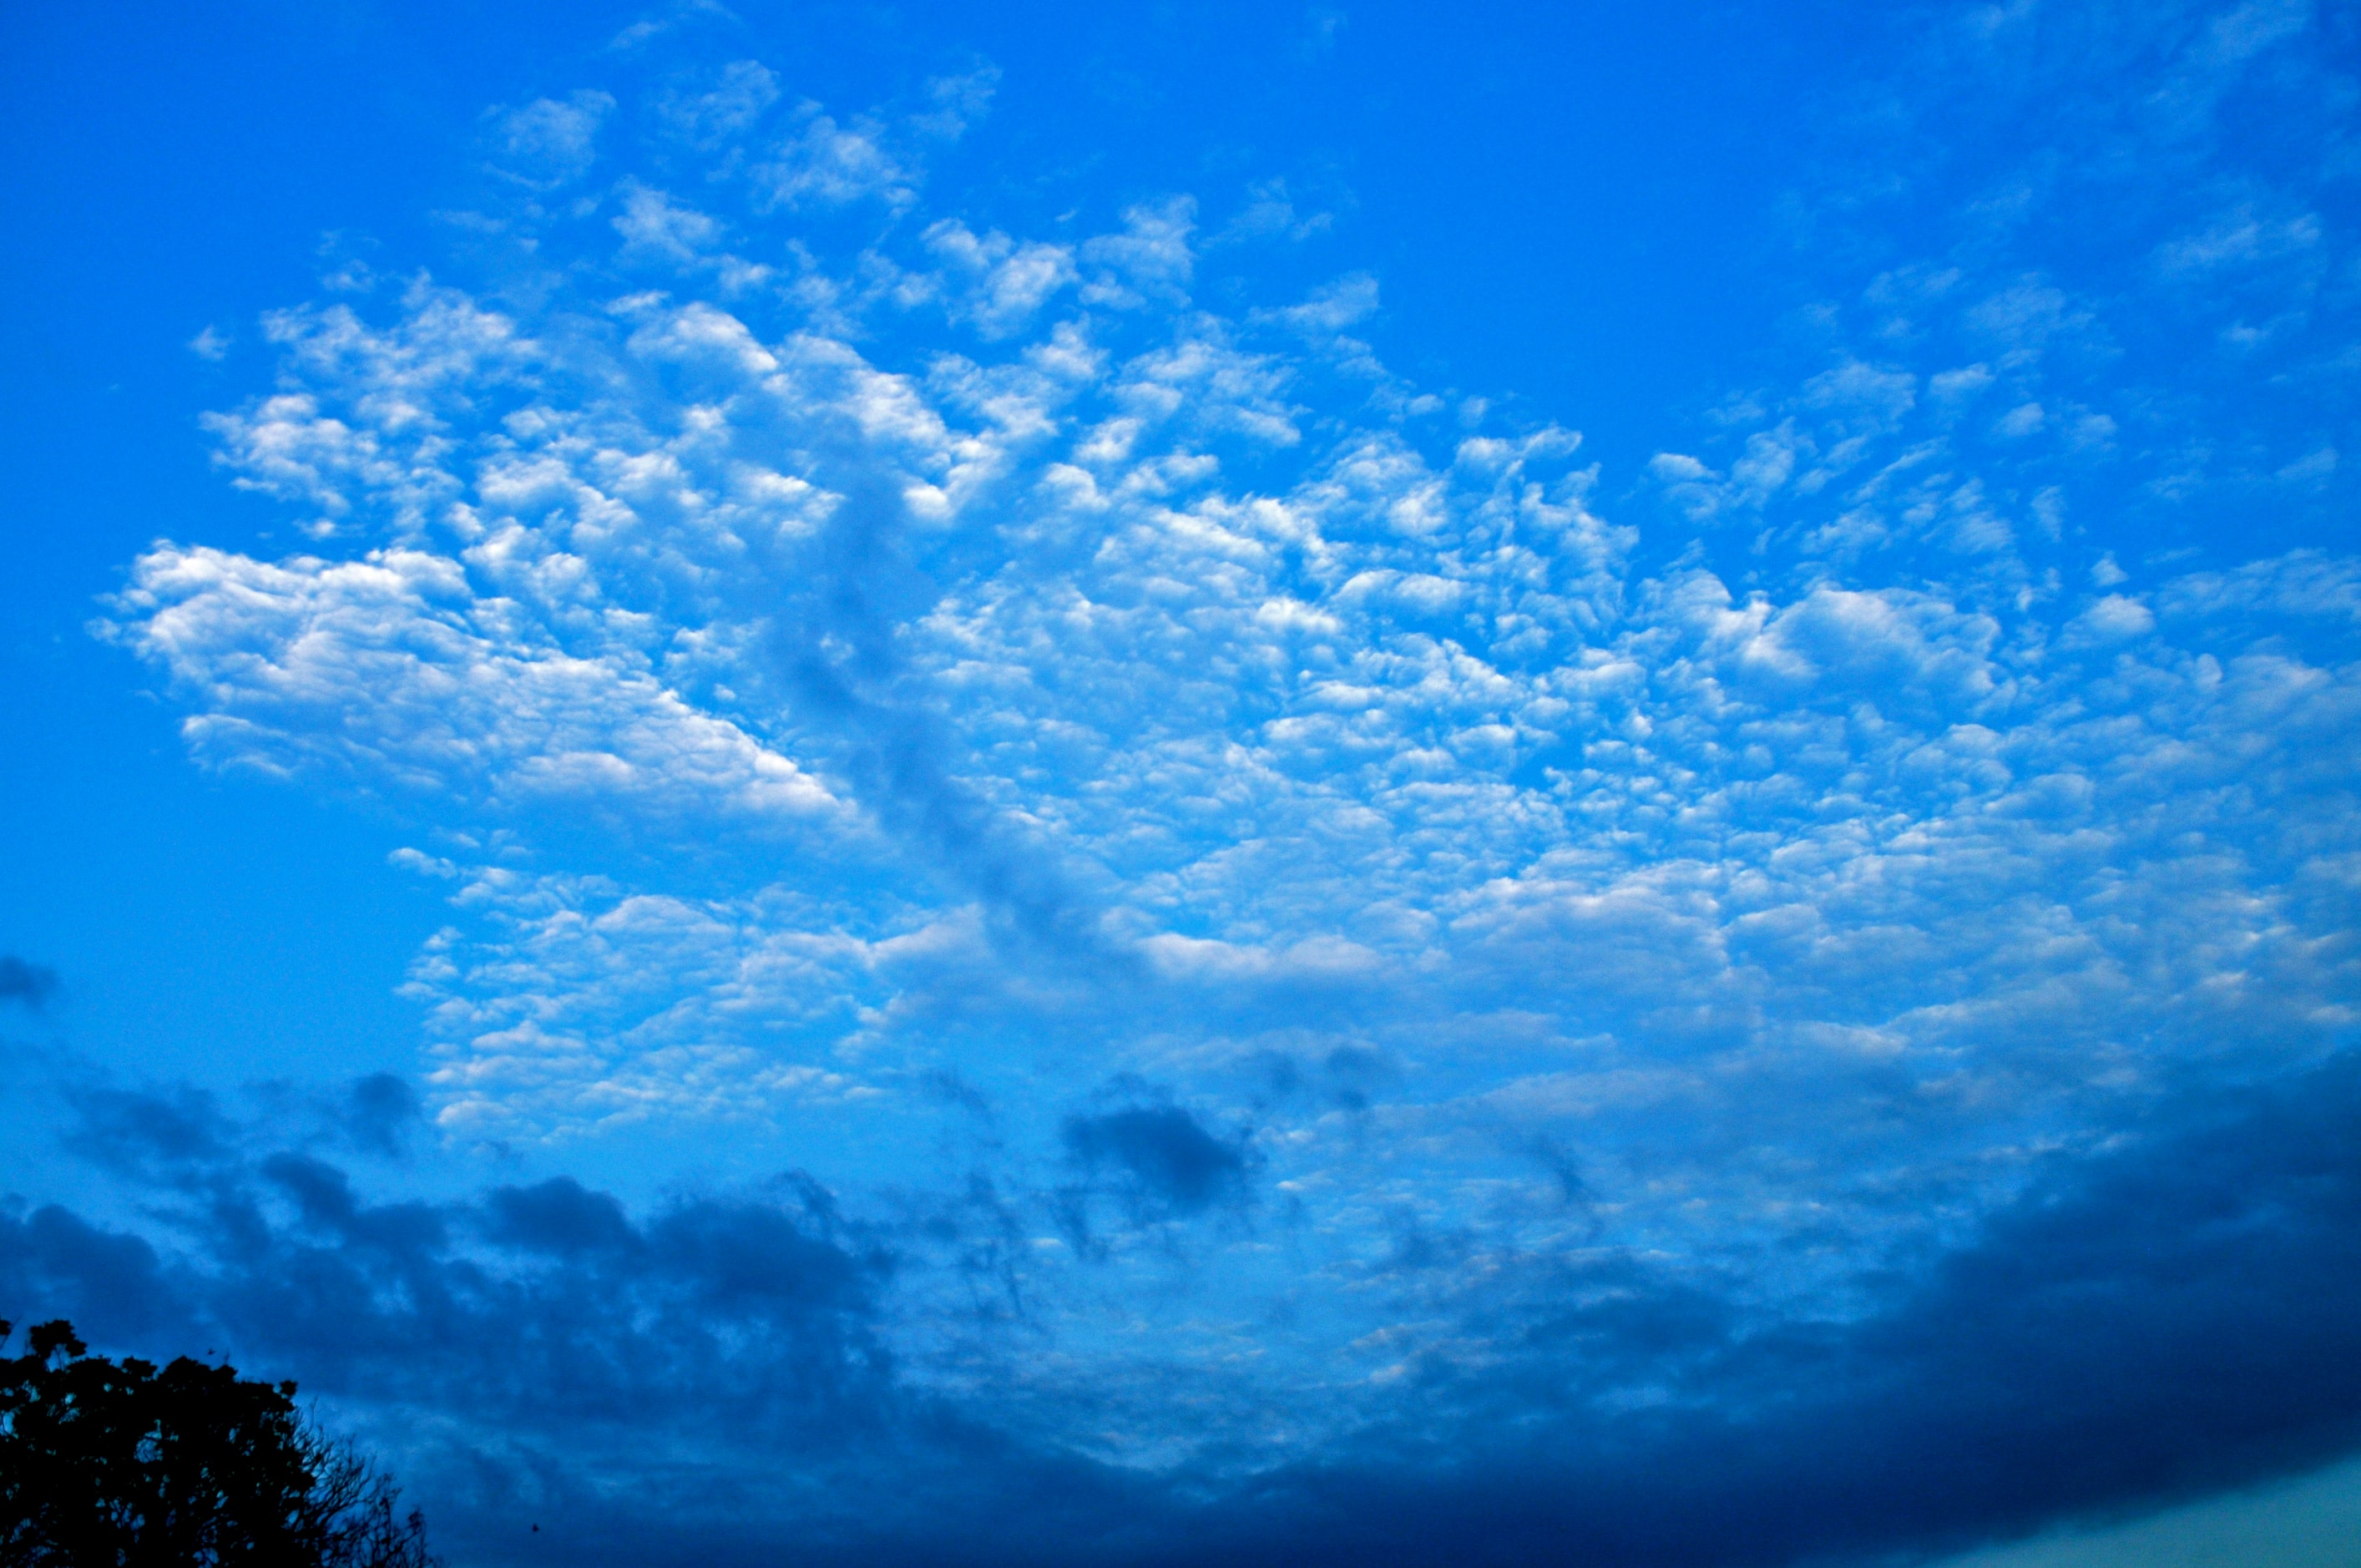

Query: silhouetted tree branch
[[0, 1318, 437, 1567]]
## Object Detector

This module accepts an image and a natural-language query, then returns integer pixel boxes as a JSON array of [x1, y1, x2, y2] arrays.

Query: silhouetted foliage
[[0, 1319, 436, 1567]]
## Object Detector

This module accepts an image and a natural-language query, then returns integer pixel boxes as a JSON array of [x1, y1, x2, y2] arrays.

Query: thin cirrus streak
[[85, 21, 2361, 1524]]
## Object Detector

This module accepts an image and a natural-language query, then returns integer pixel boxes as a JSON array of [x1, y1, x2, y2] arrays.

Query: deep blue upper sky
[[4, 3, 2359, 1565]]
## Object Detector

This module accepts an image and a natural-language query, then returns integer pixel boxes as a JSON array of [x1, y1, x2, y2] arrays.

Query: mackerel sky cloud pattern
[[9, 1, 2361, 1563]]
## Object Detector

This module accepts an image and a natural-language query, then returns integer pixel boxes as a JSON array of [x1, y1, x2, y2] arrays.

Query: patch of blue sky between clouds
[[73, 0, 2361, 1546]]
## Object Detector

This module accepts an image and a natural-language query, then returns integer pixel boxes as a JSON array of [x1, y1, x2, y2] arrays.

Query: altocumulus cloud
[[22, 0, 2361, 1562]]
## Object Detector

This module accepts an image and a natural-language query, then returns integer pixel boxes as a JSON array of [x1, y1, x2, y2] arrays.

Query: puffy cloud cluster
[[103, 180, 2361, 1236], [104, 544, 842, 833]]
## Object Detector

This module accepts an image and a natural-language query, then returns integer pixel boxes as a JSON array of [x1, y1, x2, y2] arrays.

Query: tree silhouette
[[0, 1319, 437, 1567]]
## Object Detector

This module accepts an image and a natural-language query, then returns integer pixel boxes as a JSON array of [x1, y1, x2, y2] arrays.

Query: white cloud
[[1928, 363, 1993, 403], [923, 221, 1078, 337], [486, 91, 614, 190], [2060, 591, 2156, 645], [2156, 205, 2323, 277], [1081, 199, 1197, 307], [1213, 178, 1335, 245], [2279, 445, 2338, 485], [1269, 274, 1379, 336], [1965, 279, 2090, 355], [1802, 358, 1916, 434], [2193, 0, 2312, 71], [404, 868, 893, 1137], [102, 544, 846, 835], [2157, 549, 2361, 624], [613, 181, 722, 261], [1992, 400, 2045, 438], [657, 59, 781, 146], [756, 107, 918, 210], [911, 66, 999, 140]]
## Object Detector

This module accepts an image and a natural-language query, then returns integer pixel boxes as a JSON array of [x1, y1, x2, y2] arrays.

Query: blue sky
[[3, 2, 2359, 1564]]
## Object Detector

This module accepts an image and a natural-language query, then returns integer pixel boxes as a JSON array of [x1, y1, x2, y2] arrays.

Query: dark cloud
[[12, 1053, 2361, 1568], [1522, 1134, 1590, 1208], [0, 956, 59, 1010], [8, 1081, 897, 1459], [0, 1204, 179, 1345], [482, 1176, 639, 1256], [342, 1073, 423, 1159], [1060, 1095, 1255, 1240], [914, 1068, 993, 1119], [645, 1181, 880, 1319], [1150, 1052, 2361, 1568], [61, 1084, 235, 1178], [1064, 1106, 1249, 1214], [60, 1074, 432, 1181], [1248, 1044, 1398, 1114]]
